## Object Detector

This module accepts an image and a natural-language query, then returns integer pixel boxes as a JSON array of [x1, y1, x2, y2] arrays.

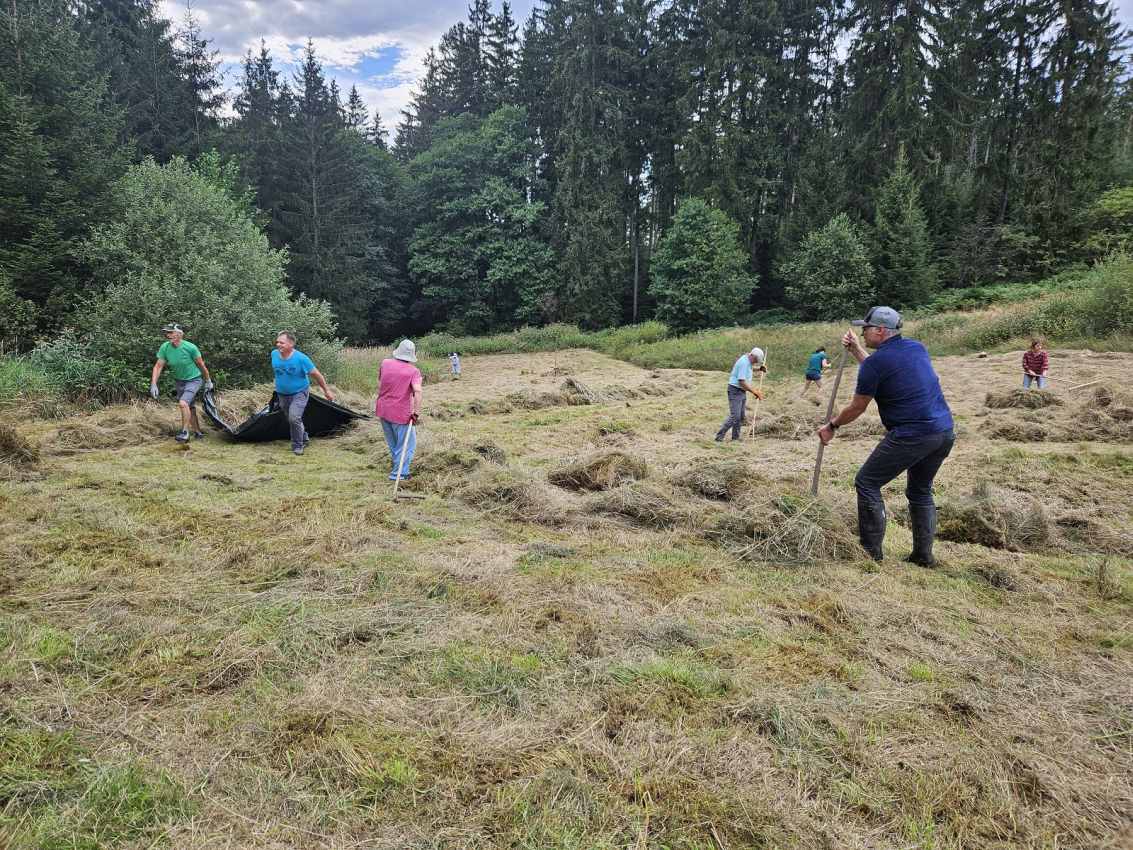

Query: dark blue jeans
[[855, 429, 955, 511]]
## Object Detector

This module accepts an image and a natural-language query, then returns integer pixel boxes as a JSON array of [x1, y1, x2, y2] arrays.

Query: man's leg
[[731, 394, 747, 440], [281, 390, 309, 452], [1023, 374, 1032, 389], [854, 433, 924, 560], [716, 387, 739, 440], [904, 430, 955, 566]]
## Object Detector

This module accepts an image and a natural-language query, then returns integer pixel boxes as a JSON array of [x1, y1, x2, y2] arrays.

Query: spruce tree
[[872, 146, 938, 308]]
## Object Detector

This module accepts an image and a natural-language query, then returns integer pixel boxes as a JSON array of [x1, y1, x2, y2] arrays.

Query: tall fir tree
[[872, 146, 938, 308]]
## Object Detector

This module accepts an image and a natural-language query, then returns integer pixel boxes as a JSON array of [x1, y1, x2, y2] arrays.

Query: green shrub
[[650, 198, 756, 333], [76, 157, 340, 396], [781, 214, 875, 320], [1074, 253, 1133, 336]]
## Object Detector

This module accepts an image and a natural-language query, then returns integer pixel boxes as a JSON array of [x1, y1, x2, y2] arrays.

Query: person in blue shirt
[[816, 307, 954, 565], [715, 347, 767, 441], [801, 347, 830, 396], [271, 331, 335, 456]]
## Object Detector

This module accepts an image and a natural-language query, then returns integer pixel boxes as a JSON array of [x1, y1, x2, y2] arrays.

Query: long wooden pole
[[810, 344, 849, 497], [748, 349, 768, 440]]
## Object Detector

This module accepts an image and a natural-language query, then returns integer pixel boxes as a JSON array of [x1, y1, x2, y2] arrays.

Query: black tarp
[[202, 389, 368, 442]]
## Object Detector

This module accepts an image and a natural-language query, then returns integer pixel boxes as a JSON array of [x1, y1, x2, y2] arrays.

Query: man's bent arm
[[831, 394, 872, 428], [151, 360, 165, 384], [309, 368, 333, 398]]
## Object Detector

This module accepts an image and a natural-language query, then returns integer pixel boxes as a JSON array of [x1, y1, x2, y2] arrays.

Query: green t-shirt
[[156, 340, 202, 381]]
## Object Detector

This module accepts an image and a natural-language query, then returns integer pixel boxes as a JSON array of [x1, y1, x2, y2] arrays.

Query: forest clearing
[[2, 342, 1131, 849]]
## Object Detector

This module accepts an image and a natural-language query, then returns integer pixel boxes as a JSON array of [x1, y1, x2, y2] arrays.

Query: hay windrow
[[709, 494, 861, 563], [42, 402, 172, 454], [937, 481, 1052, 551], [985, 388, 1062, 409], [547, 450, 647, 492], [672, 461, 756, 501], [458, 467, 567, 525], [587, 482, 689, 529], [0, 418, 39, 468]]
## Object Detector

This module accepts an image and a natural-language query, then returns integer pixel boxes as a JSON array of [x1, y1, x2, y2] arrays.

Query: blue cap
[[850, 306, 902, 330]]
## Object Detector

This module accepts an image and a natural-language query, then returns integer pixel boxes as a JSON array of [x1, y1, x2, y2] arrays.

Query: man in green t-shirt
[[149, 323, 213, 443]]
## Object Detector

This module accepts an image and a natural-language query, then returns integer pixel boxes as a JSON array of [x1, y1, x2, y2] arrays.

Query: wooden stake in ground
[[810, 344, 849, 497], [392, 422, 415, 497], [748, 349, 768, 440]]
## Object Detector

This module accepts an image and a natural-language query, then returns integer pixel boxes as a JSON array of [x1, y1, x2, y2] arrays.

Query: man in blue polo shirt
[[816, 307, 954, 565]]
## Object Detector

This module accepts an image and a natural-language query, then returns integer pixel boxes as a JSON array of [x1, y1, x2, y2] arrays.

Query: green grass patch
[[433, 644, 544, 710], [0, 725, 192, 849], [609, 657, 731, 699]]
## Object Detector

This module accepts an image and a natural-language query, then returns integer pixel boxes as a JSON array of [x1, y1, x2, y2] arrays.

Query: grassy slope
[[2, 342, 1131, 849]]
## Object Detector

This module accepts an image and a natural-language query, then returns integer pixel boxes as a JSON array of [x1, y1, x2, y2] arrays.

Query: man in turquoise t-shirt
[[150, 323, 213, 443], [802, 347, 830, 396], [715, 347, 767, 441], [271, 331, 335, 456]]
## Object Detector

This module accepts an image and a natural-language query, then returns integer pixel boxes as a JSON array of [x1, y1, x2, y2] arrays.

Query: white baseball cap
[[749, 347, 765, 363]]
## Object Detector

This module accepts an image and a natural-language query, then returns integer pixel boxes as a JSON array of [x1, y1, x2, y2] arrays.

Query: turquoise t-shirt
[[728, 355, 753, 388], [271, 349, 315, 394], [806, 352, 827, 376], [156, 340, 202, 381]]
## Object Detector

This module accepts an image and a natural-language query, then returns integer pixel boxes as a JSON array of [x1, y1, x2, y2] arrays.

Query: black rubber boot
[[905, 503, 937, 567], [857, 499, 886, 561]]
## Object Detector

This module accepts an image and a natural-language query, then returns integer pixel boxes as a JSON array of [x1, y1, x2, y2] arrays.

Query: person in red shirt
[[1022, 338, 1049, 390], [376, 339, 423, 481]]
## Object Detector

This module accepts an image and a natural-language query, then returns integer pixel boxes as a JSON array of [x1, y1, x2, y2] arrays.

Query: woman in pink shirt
[[376, 340, 423, 480]]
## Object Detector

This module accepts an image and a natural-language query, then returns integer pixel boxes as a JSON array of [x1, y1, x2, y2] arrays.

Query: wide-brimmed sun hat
[[393, 339, 417, 363]]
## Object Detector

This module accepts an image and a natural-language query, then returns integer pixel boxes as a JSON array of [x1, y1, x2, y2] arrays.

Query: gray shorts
[[175, 378, 203, 405]]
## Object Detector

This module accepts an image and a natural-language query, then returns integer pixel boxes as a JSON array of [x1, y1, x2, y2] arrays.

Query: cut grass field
[[2, 345, 1132, 849]]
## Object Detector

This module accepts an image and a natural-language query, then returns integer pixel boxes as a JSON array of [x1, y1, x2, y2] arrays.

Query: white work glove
[[149, 383, 160, 399], [204, 380, 214, 391]]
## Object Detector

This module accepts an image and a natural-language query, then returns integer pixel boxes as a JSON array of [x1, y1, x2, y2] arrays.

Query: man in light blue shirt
[[715, 347, 766, 441], [271, 331, 335, 456]]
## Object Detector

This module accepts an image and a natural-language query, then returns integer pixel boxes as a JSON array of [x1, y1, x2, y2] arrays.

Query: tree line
[[2, 0, 1131, 350]]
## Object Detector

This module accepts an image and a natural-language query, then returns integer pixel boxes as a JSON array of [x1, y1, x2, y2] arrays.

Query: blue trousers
[[277, 390, 309, 450], [1023, 374, 1047, 389], [381, 419, 416, 481]]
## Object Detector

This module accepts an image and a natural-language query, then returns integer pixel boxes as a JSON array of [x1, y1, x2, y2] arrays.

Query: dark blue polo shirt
[[855, 335, 953, 437]]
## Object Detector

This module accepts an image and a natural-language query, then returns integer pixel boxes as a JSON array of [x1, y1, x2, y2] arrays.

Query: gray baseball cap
[[850, 306, 902, 330], [161, 322, 183, 333]]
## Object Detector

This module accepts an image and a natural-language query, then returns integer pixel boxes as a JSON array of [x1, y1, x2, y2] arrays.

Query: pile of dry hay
[[937, 480, 1051, 551], [981, 384, 1133, 443], [0, 417, 39, 468], [587, 481, 689, 529], [42, 402, 172, 454], [708, 494, 861, 563], [985, 388, 1062, 409], [457, 467, 567, 525], [672, 461, 755, 501], [547, 450, 647, 491]]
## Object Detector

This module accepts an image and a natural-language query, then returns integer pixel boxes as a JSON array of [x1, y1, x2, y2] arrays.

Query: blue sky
[[161, 0, 1133, 134]]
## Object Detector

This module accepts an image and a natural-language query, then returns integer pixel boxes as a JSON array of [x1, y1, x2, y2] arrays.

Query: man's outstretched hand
[[149, 383, 160, 400]]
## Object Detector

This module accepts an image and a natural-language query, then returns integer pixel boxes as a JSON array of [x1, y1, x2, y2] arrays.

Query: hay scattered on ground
[[471, 441, 507, 464], [937, 481, 1051, 551], [43, 402, 172, 454], [0, 418, 39, 467], [985, 388, 1062, 409], [672, 461, 755, 501], [547, 451, 647, 491], [710, 494, 861, 563], [587, 482, 689, 529], [1055, 512, 1133, 557], [458, 467, 567, 525]]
